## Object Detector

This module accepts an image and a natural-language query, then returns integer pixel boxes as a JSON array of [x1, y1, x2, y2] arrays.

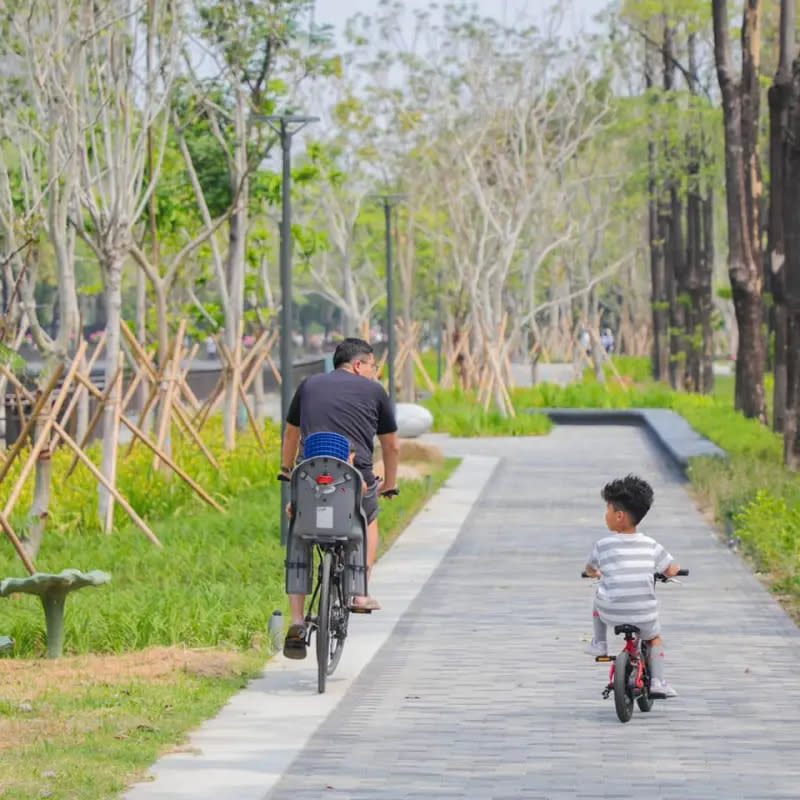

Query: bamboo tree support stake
[[241, 343, 272, 394], [237, 379, 266, 449], [412, 351, 436, 394], [153, 319, 186, 471], [0, 364, 64, 485], [48, 338, 109, 452], [72, 372, 225, 514], [217, 338, 265, 449], [195, 329, 276, 428], [121, 323, 218, 469], [14, 385, 26, 431], [49, 418, 162, 547], [0, 508, 36, 575], [64, 367, 122, 479], [176, 342, 201, 411], [1, 341, 87, 520]]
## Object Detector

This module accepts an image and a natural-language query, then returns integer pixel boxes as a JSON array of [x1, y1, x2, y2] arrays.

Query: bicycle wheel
[[326, 572, 348, 676], [637, 644, 654, 712], [316, 551, 333, 694], [613, 651, 635, 723]]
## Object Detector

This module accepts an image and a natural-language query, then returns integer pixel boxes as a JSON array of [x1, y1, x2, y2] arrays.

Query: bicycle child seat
[[285, 432, 368, 599]]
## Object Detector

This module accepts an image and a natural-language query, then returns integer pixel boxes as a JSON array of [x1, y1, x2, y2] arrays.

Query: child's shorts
[[596, 608, 661, 641]]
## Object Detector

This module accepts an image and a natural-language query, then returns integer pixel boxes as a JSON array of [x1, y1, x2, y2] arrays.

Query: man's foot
[[649, 678, 678, 698], [349, 596, 381, 613], [283, 623, 307, 660], [584, 639, 608, 657]]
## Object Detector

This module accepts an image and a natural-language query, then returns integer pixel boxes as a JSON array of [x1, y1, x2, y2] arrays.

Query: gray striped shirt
[[587, 533, 674, 625]]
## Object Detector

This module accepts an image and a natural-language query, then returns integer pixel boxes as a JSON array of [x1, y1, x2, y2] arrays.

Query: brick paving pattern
[[267, 425, 800, 800]]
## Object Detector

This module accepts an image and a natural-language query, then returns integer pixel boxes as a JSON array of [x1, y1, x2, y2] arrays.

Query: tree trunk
[[768, 0, 795, 433], [712, 0, 767, 422], [667, 184, 687, 390], [98, 259, 123, 529], [685, 33, 703, 393], [784, 54, 800, 469], [700, 187, 716, 394], [661, 24, 687, 391], [23, 388, 54, 561], [646, 41, 669, 383], [223, 89, 249, 447]]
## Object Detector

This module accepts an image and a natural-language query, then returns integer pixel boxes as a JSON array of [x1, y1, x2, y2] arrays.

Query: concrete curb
[[122, 454, 500, 800], [529, 407, 726, 475]]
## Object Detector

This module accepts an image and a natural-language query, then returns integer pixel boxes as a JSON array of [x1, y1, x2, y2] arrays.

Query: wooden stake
[[176, 341, 201, 410], [0, 508, 36, 575], [2, 341, 87, 520], [49, 337, 109, 452], [0, 364, 64, 484], [50, 418, 162, 547], [412, 350, 436, 393], [153, 319, 187, 471], [64, 367, 122, 480], [72, 372, 225, 514]]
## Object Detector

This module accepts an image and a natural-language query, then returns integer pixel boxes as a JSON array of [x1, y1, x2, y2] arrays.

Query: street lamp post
[[436, 270, 443, 384], [254, 114, 318, 544], [372, 194, 406, 409]]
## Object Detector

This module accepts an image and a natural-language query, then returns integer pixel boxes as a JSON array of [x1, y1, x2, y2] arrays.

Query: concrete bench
[[528, 407, 726, 476]]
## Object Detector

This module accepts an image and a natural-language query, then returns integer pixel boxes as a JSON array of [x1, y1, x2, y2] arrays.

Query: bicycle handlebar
[[581, 569, 689, 579]]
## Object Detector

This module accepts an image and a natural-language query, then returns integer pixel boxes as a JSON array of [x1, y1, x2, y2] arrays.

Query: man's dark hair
[[601, 474, 654, 525], [333, 337, 374, 369]]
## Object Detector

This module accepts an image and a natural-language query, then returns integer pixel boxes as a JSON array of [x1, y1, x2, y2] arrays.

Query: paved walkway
[[127, 426, 800, 800]]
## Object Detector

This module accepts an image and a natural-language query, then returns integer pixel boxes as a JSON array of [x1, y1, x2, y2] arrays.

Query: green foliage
[[423, 389, 552, 437], [733, 489, 800, 597], [0, 420, 457, 657]]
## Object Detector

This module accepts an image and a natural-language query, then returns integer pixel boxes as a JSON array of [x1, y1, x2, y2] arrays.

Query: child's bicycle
[[581, 569, 689, 723]]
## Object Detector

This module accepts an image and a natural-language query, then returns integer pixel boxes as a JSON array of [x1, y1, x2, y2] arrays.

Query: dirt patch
[[375, 438, 445, 482], [0, 646, 243, 703]]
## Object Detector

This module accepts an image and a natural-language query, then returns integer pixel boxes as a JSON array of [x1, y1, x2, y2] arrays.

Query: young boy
[[583, 474, 681, 698]]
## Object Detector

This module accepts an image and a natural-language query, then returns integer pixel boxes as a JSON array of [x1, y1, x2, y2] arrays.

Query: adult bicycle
[[282, 431, 397, 694], [581, 569, 689, 723]]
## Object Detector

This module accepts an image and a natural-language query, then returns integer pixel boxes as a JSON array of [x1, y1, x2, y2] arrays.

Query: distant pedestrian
[[600, 328, 615, 354]]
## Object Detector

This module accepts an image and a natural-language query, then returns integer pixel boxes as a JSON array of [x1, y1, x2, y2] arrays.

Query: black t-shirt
[[286, 369, 397, 485]]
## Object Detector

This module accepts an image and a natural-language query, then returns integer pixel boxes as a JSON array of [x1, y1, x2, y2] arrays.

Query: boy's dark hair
[[333, 337, 373, 369], [601, 474, 654, 525]]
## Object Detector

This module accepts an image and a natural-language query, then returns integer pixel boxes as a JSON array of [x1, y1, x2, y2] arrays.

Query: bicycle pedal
[[349, 607, 372, 614], [595, 655, 615, 662]]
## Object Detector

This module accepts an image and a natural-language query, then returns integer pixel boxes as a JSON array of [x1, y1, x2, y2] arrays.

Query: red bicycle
[[582, 569, 689, 723]]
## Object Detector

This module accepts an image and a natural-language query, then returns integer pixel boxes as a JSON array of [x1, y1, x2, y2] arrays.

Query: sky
[[313, 0, 614, 39]]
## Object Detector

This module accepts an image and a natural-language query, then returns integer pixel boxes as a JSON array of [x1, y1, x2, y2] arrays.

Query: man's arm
[[281, 423, 301, 474], [583, 564, 601, 578], [663, 562, 681, 578], [377, 431, 400, 492]]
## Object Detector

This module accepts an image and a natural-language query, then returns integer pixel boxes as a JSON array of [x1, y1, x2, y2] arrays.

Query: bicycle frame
[[305, 543, 349, 640], [603, 634, 647, 695]]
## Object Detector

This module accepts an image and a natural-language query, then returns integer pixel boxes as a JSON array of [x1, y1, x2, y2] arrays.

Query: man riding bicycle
[[280, 337, 399, 659]]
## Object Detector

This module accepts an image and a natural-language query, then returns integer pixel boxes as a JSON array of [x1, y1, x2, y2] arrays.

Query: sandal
[[349, 596, 381, 613], [283, 623, 308, 659]]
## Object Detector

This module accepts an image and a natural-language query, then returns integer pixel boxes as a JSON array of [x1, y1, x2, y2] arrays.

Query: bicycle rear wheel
[[316, 551, 333, 694], [326, 577, 348, 676], [613, 651, 635, 723]]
